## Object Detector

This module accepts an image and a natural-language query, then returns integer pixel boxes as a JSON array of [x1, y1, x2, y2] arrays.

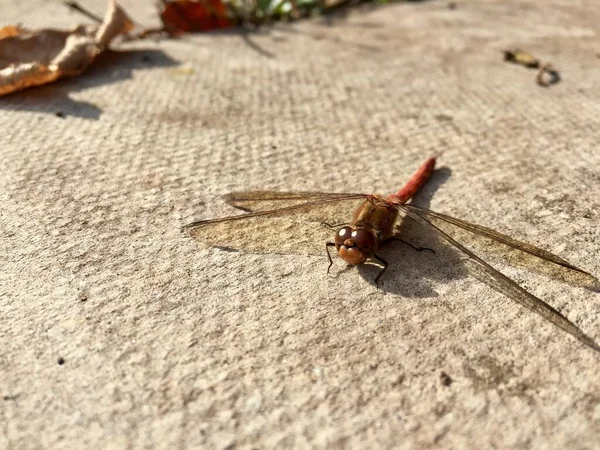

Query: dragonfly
[[184, 157, 600, 352]]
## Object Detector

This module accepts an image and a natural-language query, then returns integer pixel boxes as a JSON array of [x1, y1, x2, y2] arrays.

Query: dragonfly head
[[335, 226, 377, 265]]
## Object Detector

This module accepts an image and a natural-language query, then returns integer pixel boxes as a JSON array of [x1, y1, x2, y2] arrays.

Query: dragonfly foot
[[394, 237, 435, 254], [373, 254, 388, 287], [325, 242, 336, 274]]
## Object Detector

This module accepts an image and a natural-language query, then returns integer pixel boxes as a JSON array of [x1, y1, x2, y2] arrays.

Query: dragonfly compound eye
[[336, 227, 376, 265], [351, 228, 376, 254], [335, 226, 353, 248]]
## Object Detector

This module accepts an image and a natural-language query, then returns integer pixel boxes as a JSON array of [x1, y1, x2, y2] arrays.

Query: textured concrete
[[2, 0, 600, 448]]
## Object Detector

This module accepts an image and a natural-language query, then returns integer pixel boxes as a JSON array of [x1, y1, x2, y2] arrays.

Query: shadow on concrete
[[357, 166, 470, 298], [0, 48, 179, 120]]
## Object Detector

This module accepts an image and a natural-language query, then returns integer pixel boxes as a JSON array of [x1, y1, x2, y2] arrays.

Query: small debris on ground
[[536, 63, 560, 87], [440, 371, 453, 386], [503, 49, 541, 68], [503, 48, 560, 87], [167, 64, 195, 76]]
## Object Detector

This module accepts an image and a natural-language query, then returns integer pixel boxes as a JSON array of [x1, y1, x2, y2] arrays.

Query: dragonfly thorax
[[334, 226, 377, 265]]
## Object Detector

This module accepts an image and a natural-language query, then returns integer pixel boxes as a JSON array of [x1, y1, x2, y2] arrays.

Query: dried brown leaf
[[96, 0, 134, 47], [0, 0, 133, 96]]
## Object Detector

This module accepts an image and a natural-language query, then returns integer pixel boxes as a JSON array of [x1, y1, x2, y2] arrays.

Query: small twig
[[62, 0, 103, 23], [289, 0, 301, 19]]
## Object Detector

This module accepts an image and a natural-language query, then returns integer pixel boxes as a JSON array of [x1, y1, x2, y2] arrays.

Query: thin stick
[[62, 0, 103, 23]]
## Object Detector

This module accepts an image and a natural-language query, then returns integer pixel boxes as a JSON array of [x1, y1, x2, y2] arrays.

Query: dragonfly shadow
[[357, 167, 469, 298]]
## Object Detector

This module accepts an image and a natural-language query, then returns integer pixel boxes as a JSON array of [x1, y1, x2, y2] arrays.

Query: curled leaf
[[536, 63, 561, 87], [0, 0, 133, 96]]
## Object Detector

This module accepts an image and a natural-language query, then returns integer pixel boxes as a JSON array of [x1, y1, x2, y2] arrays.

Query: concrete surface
[[2, 0, 600, 448]]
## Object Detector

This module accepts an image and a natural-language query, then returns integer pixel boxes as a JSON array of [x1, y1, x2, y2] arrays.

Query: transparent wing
[[397, 204, 600, 352], [403, 204, 600, 291], [224, 191, 364, 212], [184, 192, 366, 256]]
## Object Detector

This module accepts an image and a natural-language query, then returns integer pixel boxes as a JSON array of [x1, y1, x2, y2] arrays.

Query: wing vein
[[184, 193, 365, 229]]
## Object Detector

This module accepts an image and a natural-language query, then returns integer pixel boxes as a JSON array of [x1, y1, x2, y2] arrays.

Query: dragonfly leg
[[388, 237, 436, 254], [373, 254, 389, 286], [321, 221, 347, 230], [326, 242, 336, 274]]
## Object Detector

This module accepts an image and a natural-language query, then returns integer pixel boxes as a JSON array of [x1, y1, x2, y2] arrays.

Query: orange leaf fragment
[[160, 0, 233, 34], [0, 26, 24, 39]]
